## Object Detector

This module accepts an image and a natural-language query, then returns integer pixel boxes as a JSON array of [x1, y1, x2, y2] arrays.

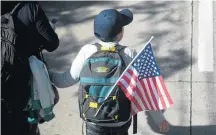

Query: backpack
[[78, 43, 131, 124], [1, 2, 31, 111]]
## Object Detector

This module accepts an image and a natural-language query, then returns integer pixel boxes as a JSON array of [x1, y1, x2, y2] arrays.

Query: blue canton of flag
[[133, 44, 161, 80]]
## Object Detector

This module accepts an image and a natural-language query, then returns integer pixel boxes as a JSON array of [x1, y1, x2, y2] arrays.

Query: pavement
[[38, 1, 216, 135]]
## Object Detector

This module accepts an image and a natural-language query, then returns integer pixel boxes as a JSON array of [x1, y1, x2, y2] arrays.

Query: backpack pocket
[[79, 85, 123, 123]]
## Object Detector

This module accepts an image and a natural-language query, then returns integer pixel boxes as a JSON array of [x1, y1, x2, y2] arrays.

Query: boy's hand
[[159, 120, 169, 133]]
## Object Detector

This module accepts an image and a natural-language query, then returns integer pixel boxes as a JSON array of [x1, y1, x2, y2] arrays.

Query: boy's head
[[94, 9, 133, 42]]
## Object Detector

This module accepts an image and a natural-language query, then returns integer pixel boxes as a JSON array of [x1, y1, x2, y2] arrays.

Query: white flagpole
[[94, 36, 154, 117], [198, 0, 214, 72]]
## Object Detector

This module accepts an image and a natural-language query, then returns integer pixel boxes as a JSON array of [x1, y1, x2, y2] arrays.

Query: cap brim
[[119, 9, 133, 26]]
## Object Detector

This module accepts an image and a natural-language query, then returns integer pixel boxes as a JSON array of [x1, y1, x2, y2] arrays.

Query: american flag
[[117, 43, 173, 115]]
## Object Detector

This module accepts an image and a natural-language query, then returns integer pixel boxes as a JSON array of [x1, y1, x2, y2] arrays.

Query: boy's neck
[[99, 40, 119, 47]]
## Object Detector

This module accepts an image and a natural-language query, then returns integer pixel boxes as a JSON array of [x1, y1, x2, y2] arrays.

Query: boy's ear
[[116, 28, 124, 41]]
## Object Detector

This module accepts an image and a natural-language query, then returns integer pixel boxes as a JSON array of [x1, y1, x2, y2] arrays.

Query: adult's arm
[[17, 2, 59, 52], [34, 3, 59, 52]]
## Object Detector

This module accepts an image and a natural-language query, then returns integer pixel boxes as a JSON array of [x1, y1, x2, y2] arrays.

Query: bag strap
[[38, 45, 45, 63], [115, 44, 127, 53], [40, 51, 45, 63], [10, 2, 24, 15], [94, 43, 102, 51], [133, 114, 138, 134]]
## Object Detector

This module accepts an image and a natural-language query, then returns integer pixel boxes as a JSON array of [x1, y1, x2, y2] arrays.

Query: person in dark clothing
[[1, 1, 59, 55], [1, 1, 59, 135]]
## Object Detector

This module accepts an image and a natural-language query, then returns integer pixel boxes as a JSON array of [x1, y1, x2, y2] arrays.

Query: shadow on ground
[[146, 111, 216, 135], [39, 1, 216, 135]]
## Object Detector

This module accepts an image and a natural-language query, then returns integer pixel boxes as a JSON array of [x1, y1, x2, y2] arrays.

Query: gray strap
[[10, 2, 23, 15], [93, 43, 102, 52], [133, 114, 137, 134], [115, 45, 126, 52]]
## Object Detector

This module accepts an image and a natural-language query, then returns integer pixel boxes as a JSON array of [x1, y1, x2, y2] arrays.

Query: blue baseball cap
[[94, 9, 133, 42]]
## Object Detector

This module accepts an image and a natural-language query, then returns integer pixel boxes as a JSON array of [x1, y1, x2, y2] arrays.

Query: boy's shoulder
[[80, 44, 97, 52], [118, 44, 137, 54], [123, 46, 136, 53]]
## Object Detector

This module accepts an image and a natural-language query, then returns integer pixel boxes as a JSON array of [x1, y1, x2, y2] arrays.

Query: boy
[[49, 9, 169, 135]]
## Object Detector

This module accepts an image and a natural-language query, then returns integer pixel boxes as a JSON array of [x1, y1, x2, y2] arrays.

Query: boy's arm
[[49, 46, 87, 88], [49, 70, 76, 88], [148, 111, 169, 133], [147, 111, 166, 124], [69, 45, 87, 81]]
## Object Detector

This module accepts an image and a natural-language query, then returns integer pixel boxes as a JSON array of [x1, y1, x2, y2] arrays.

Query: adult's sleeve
[[29, 2, 59, 52]]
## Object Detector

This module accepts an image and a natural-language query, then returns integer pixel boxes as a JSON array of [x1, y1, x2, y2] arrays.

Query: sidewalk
[[39, 1, 216, 135]]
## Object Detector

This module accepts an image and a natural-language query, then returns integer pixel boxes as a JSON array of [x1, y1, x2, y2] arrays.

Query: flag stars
[[134, 44, 160, 78]]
